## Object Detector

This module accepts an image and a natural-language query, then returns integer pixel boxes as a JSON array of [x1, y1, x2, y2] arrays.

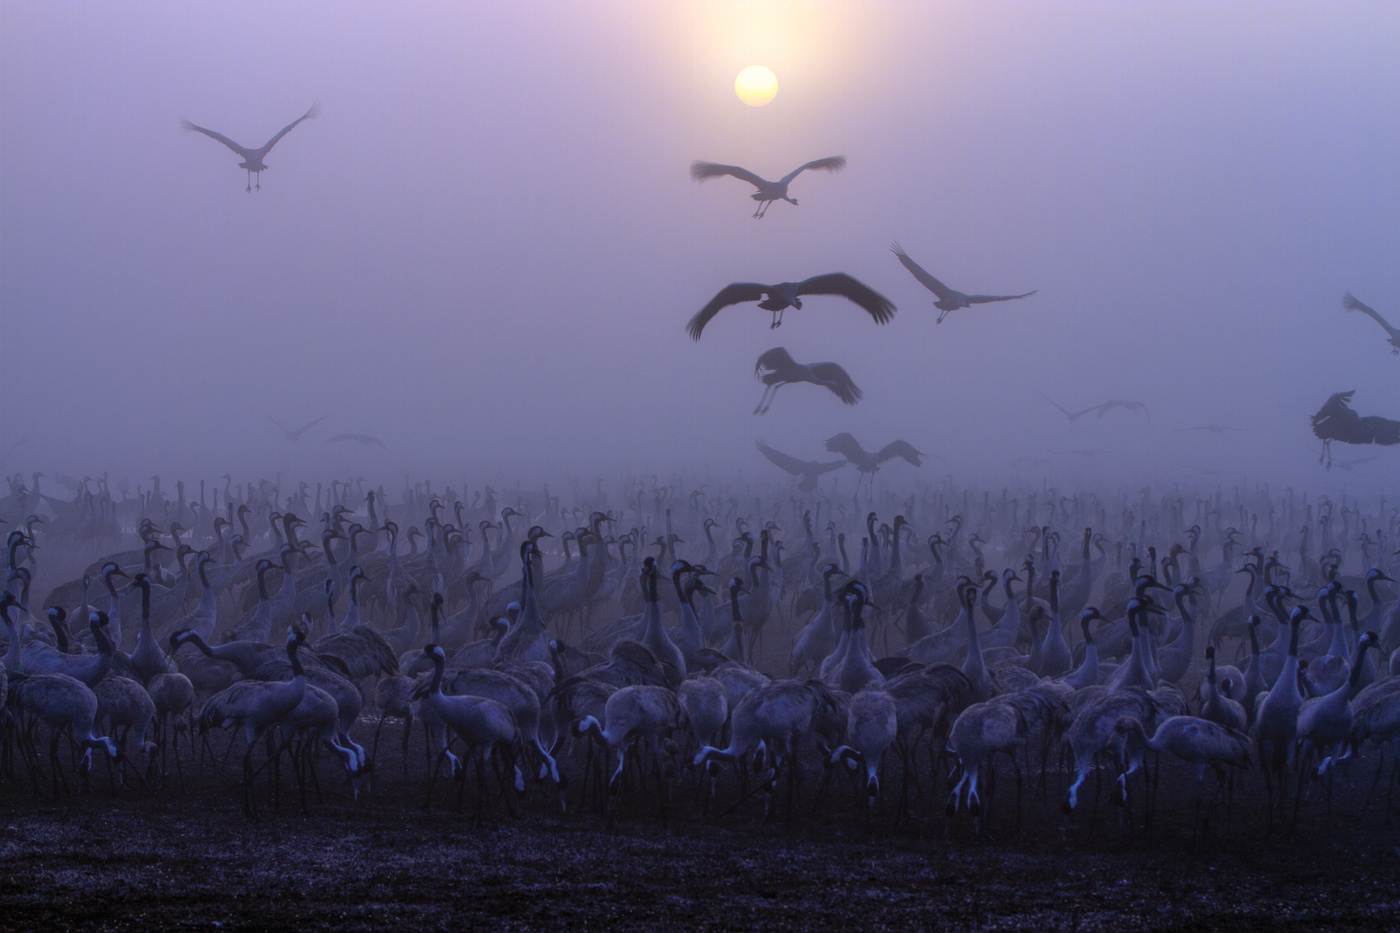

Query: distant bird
[[890, 244, 1035, 323], [755, 441, 847, 492], [325, 433, 389, 452], [687, 274, 894, 339], [1041, 394, 1149, 421], [1342, 292, 1400, 355], [824, 433, 923, 491], [1175, 424, 1248, 435], [752, 347, 861, 414], [690, 156, 846, 218], [266, 413, 326, 443], [181, 103, 319, 191], [1311, 390, 1400, 467]]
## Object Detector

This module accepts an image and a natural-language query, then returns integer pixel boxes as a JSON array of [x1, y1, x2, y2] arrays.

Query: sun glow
[[735, 65, 778, 106]]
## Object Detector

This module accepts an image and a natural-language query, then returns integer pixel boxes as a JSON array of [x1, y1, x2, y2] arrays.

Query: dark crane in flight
[[181, 103, 319, 191], [1310, 390, 1400, 468], [752, 348, 861, 414], [690, 156, 845, 218], [891, 243, 1035, 323], [687, 274, 894, 339]]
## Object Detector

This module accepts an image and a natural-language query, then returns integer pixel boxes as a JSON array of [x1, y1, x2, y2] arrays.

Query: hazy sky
[[2, 1, 1397, 494]]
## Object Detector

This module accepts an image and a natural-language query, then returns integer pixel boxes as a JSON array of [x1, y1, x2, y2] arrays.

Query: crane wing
[[890, 243, 955, 300], [754, 346, 797, 378], [690, 161, 768, 189], [180, 118, 253, 159], [824, 432, 867, 463], [808, 362, 862, 404], [264, 412, 292, 435], [257, 103, 320, 156], [1356, 415, 1400, 446], [965, 290, 1037, 304], [795, 273, 895, 324], [325, 433, 389, 451], [687, 282, 767, 340], [290, 415, 327, 438], [779, 155, 846, 185], [755, 441, 812, 476], [1039, 393, 1086, 421], [875, 440, 923, 466], [1342, 291, 1400, 339]]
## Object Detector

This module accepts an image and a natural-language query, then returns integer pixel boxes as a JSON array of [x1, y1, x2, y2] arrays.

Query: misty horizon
[[2, 1, 1397, 496]]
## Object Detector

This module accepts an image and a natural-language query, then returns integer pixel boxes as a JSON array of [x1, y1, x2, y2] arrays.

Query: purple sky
[[2, 1, 1397, 493]]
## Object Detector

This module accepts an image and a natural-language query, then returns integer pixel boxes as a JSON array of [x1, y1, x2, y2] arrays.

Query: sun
[[735, 65, 778, 107]]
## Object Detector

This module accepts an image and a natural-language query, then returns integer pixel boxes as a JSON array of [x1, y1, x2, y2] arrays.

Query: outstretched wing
[[1039, 393, 1075, 420], [257, 103, 320, 156], [265, 412, 292, 435], [687, 282, 767, 340], [808, 362, 862, 404], [180, 118, 252, 159], [1342, 291, 1400, 339], [779, 155, 846, 185], [875, 440, 923, 466], [290, 415, 327, 439], [755, 346, 797, 378], [325, 433, 389, 451], [890, 243, 955, 300], [755, 440, 812, 476], [966, 290, 1036, 304], [795, 273, 895, 324], [824, 432, 866, 463], [690, 161, 768, 189], [1356, 415, 1400, 446]]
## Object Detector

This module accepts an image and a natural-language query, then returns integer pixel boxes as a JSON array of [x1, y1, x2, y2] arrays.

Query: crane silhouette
[[1041, 394, 1149, 421], [690, 156, 845, 218], [825, 433, 923, 496], [1342, 292, 1400, 355], [752, 347, 861, 414], [754, 441, 847, 492], [687, 274, 894, 339], [890, 243, 1035, 323], [180, 103, 319, 191], [325, 433, 389, 452], [1310, 390, 1400, 468], [266, 414, 326, 443]]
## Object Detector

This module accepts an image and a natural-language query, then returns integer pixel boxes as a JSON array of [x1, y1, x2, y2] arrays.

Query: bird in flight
[[1310, 389, 1400, 468], [690, 157, 846, 218], [1041, 394, 1149, 421], [325, 433, 389, 452], [755, 441, 847, 492], [1175, 424, 1248, 435], [266, 413, 326, 443], [180, 103, 320, 191], [752, 347, 861, 415], [1342, 292, 1400, 356], [890, 244, 1035, 323], [687, 274, 894, 339], [824, 433, 923, 475]]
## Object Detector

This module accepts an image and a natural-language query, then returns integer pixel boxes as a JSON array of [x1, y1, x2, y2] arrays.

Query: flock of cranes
[[2, 474, 1399, 842]]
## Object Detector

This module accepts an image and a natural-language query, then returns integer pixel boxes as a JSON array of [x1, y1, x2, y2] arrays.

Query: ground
[[3, 723, 1400, 931]]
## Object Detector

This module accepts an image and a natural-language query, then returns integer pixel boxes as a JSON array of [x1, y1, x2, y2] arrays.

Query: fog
[[2, 1, 1397, 496]]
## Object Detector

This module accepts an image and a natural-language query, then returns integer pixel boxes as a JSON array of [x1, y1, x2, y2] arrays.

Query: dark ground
[[3, 721, 1399, 931]]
